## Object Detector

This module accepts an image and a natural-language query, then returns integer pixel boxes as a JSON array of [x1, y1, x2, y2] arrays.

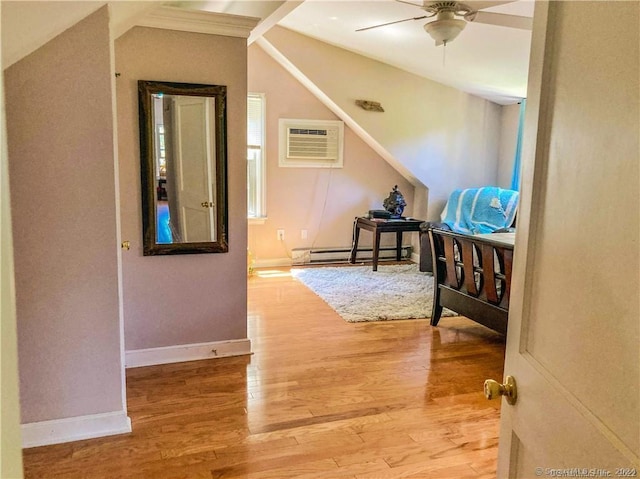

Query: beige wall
[[498, 103, 521, 189], [1, 0, 24, 471], [5, 7, 124, 423], [248, 44, 415, 262], [263, 26, 503, 221], [115, 27, 249, 351]]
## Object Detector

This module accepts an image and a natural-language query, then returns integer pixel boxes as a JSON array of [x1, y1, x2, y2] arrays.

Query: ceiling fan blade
[[394, 0, 423, 6], [462, 1, 516, 11], [471, 11, 533, 30], [356, 15, 428, 32]]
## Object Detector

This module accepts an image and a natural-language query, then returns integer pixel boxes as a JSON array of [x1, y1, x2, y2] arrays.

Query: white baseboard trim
[[125, 338, 252, 368], [254, 255, 420, 270], [252, 257, 292, 269], [22, 410, 131, 448]]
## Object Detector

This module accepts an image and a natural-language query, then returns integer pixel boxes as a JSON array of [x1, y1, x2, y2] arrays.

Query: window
[[248, 93, 266, 219]]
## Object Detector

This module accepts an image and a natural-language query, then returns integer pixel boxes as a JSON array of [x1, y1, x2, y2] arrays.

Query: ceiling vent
[[279, 119, 344, 168]]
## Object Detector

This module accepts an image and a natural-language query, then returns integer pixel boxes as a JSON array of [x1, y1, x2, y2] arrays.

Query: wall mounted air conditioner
[[278, 119, 344, 168]]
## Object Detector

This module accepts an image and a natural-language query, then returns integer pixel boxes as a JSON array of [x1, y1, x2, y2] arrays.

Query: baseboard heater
[[291, 245, 413, 265]]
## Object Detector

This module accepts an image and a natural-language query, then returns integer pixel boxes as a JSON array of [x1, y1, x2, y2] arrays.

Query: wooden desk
[[349, 217, 424, 271]]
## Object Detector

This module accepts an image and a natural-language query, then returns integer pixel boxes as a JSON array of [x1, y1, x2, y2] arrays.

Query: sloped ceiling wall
[[1, 1, 104, 69], [1, 1, 157, 69], [261, 26, 503, 220]]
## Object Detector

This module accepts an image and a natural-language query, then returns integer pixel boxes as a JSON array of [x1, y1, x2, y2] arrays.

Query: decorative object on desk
[[383, 185, 407, 218], [291, 264, 456, 323], [355, 99, 384, 112], [367, 209, 391, 219]]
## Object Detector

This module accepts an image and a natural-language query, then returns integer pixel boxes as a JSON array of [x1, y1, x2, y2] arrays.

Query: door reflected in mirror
[[154, 94, 217, 244], [138, 81, 228, 255]]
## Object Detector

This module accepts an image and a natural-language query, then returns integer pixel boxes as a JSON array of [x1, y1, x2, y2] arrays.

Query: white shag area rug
[[291, 263, 457, 323]]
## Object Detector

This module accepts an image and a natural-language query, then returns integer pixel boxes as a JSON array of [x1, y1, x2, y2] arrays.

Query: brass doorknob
[[484, 375, 517, 405], [201, 202, 209, 208]]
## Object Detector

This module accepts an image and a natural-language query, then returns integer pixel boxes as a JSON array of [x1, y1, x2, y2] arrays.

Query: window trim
[[247, 92, 267, 219]]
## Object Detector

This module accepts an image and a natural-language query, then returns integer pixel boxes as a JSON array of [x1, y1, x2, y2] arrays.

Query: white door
[[173, 96, 216, 242], [496, 2, 639, 476]]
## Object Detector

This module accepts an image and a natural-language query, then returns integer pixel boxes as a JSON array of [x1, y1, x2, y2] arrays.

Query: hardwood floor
[[22, 266, 505, 478]]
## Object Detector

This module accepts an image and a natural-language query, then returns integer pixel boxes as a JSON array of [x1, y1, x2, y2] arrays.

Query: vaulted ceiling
[[187, 0, 534, 104], [2, 1, 533, 104]]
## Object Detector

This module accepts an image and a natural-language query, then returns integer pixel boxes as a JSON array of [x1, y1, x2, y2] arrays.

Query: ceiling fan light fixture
[[424, 17, 466, 46]]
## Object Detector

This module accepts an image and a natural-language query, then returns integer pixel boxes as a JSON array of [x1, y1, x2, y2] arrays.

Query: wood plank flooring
[[22, 266, 505, 478]]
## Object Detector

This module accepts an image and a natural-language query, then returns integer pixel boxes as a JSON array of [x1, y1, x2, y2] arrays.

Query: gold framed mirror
[[138, 80, 228, 255]]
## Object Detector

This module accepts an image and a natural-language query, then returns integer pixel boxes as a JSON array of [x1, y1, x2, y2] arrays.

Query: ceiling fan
[[357, 1, 533, 46]]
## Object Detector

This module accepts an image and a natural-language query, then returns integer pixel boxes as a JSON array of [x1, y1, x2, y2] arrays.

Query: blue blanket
[[441, 187, 519, 234]]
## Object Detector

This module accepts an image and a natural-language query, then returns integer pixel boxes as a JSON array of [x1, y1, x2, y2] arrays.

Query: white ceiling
[[193, 0, 534, 105], [2, 0, 533, 105], [280, 1, 533, 104]]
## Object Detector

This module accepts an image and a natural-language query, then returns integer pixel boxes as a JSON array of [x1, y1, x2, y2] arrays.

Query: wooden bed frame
[[428, 228, 514, 334]]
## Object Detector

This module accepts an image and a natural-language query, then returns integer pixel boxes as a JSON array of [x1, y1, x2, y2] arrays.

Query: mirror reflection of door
[[153, 94, 217, 244]]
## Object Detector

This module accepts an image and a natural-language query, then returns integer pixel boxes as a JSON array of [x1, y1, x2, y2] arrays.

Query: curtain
[[510, 99, 527, 191]]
